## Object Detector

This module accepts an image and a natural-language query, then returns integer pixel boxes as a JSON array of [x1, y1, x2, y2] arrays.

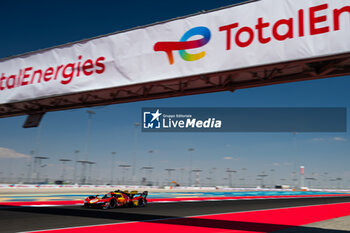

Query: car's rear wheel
[[138, 199, 147, 207]]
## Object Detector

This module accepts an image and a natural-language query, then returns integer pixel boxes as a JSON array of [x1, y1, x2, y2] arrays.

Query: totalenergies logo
[[154, 26, 211, 65]]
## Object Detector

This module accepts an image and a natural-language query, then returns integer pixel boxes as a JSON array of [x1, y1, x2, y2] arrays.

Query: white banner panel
[[0, 0, 349, 104]]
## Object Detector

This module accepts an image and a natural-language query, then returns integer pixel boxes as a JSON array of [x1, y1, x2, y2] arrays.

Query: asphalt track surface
[[1, 196, 350, 233]]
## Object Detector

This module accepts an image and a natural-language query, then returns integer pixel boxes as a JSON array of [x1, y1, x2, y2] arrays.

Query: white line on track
[[4, 195, 350, 208]]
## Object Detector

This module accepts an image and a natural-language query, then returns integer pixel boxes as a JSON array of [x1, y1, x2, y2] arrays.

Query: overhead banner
[[0, 0, 349, 104]]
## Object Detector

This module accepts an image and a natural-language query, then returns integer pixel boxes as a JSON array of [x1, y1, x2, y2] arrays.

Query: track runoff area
[[0, 191, 350, 232]]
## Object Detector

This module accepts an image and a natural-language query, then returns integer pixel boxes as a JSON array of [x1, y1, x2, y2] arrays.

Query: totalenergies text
[[0, 56, 106, 91], [219, 4, 350, 49]]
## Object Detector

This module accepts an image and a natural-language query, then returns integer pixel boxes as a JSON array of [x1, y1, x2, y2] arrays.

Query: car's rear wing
[[141, 191, 148, 198], [114, 190, 148, 199], [130, 190, 148, 199]]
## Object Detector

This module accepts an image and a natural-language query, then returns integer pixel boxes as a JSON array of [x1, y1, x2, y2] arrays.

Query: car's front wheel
[[109, 199, 117, 208], [104, 199, 116, 209]]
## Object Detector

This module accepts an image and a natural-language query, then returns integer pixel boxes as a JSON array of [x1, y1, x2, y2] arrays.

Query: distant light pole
[[27, 150, 34, 183], [336, 177, 342, 189], [87, 161, 96, 184], [59, 159, 71, 183], [192, 169, 202, 187], [34, 156, 49, 183], [226, 169, 236, 188], [119, 164, 131, 184], [306, 177, 316, 188], [300, 166, 305, 188], [280, 178, 286, 185], [188, 148, 195, 186], [323, 172, 329, 189], [73, 150, 79, 184], [41, 164, 48, 183], [291, 171, 298, 188], [132, 122, 140, 184], [211, 168, 217, 187], [78, 160, 90, 184], [82, 110, 95, 184], [270, 169, 275, 188], [223, 177, 228, 186], [142, 166, 154, 185], [239, 178, 245, 187], [257, 173, 268, 188], [329, 178, 335, 189], [208, 169, 213, 187], [206, 177, 212, 186], [31, 124, 42, 183], [111, 152, 116, 185], [292, 132, 298, 189], [148, 150, 154, 183], [9, 156, 15, 183], [256, 178, 263, 187], [180, 168, 184, 185], [241, 168, 247, 188], [165, 168, 176, 186]]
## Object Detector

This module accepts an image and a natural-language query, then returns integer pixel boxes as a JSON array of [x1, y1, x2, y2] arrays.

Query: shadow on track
[[0, 204, 349, 232]]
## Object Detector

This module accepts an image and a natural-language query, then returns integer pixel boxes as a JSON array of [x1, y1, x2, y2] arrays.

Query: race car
[[83, 190, 148, 209]]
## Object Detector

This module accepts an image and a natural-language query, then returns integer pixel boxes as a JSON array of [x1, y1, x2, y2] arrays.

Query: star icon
[[151, 109, 162, 122]]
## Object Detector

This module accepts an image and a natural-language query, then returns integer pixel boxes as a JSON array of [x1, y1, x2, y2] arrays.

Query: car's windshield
[[102, 194, 112, 199]]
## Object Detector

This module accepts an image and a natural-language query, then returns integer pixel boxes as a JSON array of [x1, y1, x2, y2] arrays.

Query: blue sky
[[0, 0, 349, 187]]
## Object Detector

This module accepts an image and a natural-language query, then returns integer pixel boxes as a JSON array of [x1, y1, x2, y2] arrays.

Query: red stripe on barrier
[[28, 202, 350, 232], [0, 200, 83, 206], [148, 194, 350, 203]]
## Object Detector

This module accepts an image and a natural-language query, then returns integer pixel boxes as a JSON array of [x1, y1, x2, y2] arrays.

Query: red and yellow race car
[[83, 190, 148, 209]]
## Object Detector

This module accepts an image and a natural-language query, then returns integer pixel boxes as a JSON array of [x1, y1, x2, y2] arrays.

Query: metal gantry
[[1, 53, 349, 119]]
